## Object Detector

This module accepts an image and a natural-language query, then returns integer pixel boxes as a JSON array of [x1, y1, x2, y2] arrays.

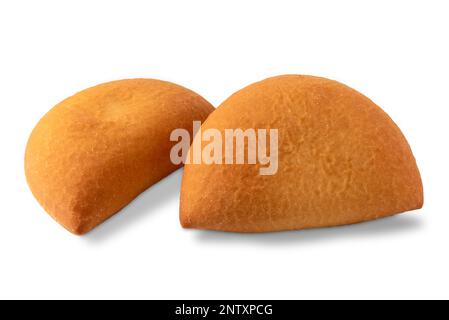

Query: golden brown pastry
[[25, 79, 214, 235], [180, 75, 423, 232]]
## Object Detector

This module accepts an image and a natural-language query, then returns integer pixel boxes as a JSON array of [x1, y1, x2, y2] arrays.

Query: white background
[[1, 0, 448, 300]]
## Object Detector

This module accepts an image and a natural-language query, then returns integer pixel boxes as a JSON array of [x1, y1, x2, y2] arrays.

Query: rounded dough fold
[[180, 75, 423, 232], [26, 79, 214, 235]]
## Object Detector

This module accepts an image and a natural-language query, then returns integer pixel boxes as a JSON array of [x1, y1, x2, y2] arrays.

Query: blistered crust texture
[[180, 75, 423, 232], [25, 79, 214, 234]]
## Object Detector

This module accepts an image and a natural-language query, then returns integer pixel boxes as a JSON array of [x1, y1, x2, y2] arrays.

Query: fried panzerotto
[[180, 75, 423, 232]]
